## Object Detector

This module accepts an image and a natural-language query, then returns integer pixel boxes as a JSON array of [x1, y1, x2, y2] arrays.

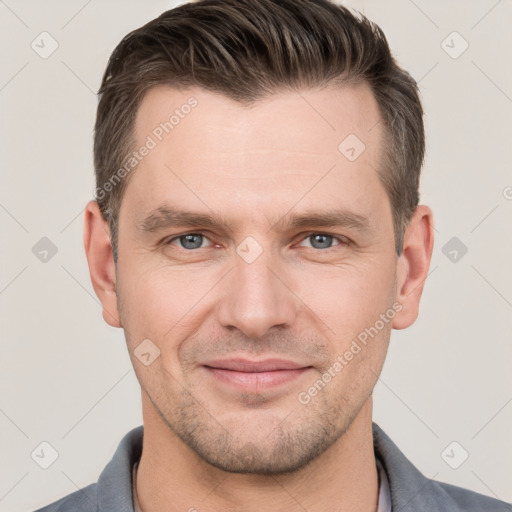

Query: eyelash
[[163, 231, 350, 250]]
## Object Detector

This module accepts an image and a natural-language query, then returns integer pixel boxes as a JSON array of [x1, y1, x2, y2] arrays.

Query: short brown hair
[[94, 0, 424, 263]]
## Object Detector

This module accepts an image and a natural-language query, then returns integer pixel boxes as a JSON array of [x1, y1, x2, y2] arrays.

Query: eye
[[165, 233, 213, 250], [163, 232, 349, 252], [297, 233, 348, 250]]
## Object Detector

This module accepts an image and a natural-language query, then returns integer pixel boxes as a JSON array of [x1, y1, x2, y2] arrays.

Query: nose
[[215, 244, 298, 339]]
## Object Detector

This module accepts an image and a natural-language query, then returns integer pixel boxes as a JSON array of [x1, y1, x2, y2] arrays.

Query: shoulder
[[433, 479, 512, 512], [32, 482, 98, 512], [31, 425, 143, 511], [372, 422, 511, 512]]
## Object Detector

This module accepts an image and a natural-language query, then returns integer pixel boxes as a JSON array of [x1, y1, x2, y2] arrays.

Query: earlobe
[[83, 199, 122, 328], [392, 205, 434, 330]]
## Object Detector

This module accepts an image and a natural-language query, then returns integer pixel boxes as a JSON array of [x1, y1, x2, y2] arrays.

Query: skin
[[84, 82, 434, 512]]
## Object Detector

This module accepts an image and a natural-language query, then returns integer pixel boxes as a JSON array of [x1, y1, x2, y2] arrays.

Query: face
[[113, 83, 401, 474]]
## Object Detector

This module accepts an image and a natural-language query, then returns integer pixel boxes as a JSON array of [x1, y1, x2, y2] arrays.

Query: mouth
[[202, 358, 313, 391]]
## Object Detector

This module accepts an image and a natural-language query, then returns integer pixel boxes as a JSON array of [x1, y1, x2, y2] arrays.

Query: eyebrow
[[138, 205, 372, 234]]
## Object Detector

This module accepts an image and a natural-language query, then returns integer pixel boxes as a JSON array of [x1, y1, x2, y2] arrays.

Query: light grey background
[[1, 1, 511, 510]]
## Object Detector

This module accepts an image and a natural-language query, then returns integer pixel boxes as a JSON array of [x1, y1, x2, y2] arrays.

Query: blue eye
[[299, 233, 344, 250], [171, 233, 209, 250]]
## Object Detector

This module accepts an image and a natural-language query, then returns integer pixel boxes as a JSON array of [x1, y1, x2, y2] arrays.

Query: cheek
[[295, 257, 397, 333], [117, 262, 226, 363], [118, 269, 205, 389]]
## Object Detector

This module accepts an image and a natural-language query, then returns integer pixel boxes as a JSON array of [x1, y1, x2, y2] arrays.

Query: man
[[35, 0, 511, 510]]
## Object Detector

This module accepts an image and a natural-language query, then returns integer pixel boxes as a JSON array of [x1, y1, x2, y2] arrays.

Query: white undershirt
[[376, 456, 392, 512]]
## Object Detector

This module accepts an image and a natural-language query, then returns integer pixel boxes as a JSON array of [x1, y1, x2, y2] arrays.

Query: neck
[[136, 396, 378, 512], [135, 393, 379, 512]]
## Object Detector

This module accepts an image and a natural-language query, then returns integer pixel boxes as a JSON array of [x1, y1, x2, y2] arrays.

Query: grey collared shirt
[[34, 422, 512, 511]]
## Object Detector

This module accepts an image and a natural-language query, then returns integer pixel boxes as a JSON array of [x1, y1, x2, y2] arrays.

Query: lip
[[203, 358, 307, 372], [202, 358, 312, 391]]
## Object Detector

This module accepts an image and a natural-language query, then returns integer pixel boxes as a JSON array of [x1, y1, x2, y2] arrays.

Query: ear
[[392, 205, 434, 330], [83, 199, 122, 328]]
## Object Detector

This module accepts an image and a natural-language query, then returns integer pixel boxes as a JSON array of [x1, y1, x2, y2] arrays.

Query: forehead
[[122, 83, 387, 227], [134, 82, 382, 153]]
